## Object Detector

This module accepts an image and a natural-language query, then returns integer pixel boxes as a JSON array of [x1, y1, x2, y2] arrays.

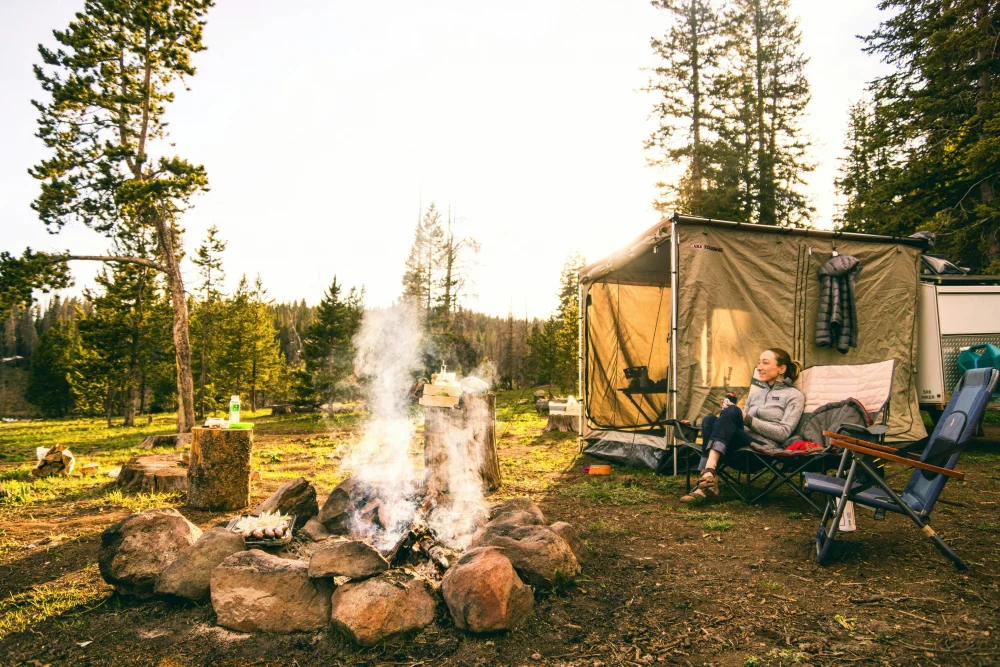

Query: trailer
[[916, 256, 1000, 421]]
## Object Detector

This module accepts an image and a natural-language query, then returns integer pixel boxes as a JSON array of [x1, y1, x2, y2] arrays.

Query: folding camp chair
[[805, 368, 999, 570], [671, 360, 896, 512]]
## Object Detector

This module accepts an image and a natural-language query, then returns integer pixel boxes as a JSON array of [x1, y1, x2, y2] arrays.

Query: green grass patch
[[0, 567, 106, 641], [785, 511, 803, 520], [558, 480, 652, 505], [976, 520, 1000, 533], [757, 579, 783, 591], [703, 514, 735, 531], [585, 519, 629, 536], [86, 489, 183, 513]]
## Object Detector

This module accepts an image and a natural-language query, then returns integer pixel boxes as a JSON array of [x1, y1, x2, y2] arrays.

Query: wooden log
[[117, 454, 188, 494], [423, 393, 501, 494], [544, 414, 580, 433], [187, 427, 253, 511]]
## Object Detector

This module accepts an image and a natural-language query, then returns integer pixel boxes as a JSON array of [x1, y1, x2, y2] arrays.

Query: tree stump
[[544, 414, 580, 433], [187, 428, 253, 511], [117, 454, 189, 494], [424, 393, 501, 493]]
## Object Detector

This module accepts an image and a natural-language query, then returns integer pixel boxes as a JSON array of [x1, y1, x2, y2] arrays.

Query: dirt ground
[[1, 406, 999, 667]]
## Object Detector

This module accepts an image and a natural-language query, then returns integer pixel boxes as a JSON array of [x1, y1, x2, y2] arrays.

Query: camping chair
[[671, 360, 896, 513], [805, 367, 999, 570]]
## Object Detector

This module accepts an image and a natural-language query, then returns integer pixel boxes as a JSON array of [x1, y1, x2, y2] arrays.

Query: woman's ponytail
[[767, 348, 801, 383]]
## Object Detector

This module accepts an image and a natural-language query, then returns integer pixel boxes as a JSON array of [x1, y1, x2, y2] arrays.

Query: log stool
[[187, 427, 253, 510]]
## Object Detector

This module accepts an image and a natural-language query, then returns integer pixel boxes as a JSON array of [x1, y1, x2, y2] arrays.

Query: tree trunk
[[423, 393, 501, 494], [155, 214, 195, 434], [187, 427, 253, 511]]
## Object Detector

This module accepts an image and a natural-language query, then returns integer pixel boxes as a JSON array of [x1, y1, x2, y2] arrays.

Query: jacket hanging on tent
[[816, 254, 862, 353]]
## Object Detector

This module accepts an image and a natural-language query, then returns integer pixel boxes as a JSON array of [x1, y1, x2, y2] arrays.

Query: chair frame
[[810, 368, 999, 570]]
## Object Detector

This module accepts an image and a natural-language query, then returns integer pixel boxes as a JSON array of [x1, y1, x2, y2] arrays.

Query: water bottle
[[229, 395, 241, 427]]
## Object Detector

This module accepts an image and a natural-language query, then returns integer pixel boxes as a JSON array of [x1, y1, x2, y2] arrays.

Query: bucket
[[957, 344, 1000, 374]]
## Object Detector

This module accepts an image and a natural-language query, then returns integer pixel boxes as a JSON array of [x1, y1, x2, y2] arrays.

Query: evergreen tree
[[28, 0, 214, 433], [436, 208, 480, 326], [401, 203, 444, 326], [191, 225, 227, 417], [838, 0, 1000, 272], [645, 0, 725, 214], [296, 278, 364, 405], [524, 252, 586, 392], [26, 319, 78, 417]]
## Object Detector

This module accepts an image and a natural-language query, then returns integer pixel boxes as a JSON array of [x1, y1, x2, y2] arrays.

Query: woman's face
[[757, 350, 786, 383]]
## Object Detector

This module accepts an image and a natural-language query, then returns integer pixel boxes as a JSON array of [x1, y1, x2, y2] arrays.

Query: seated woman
[[681, 348, 805, 502]]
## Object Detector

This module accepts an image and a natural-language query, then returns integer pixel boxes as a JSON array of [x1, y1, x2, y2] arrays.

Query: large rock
[[330, 573, 437, 646], [211, 549, 332, 633], [309, 539, 388, 579], [489, 497, 546, 525], [318, 477, 373, 534], [254, 477, 318, 529], [98, 508, 202, 596], [441, 546, 534, 633], [550, 521, 587, 565], [154, 527, 245, 601], [472, 524, 579, 587]]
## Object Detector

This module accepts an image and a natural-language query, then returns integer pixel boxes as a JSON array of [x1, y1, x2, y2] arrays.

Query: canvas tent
[[579, 213, 930, 472]]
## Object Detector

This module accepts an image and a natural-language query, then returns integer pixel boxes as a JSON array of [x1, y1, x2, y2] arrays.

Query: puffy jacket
[[816, 255, 862, 354], [744, 378, 805, 447]]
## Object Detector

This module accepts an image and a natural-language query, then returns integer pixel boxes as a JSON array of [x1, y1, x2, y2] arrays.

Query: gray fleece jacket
[[744, 378, 805, 447]]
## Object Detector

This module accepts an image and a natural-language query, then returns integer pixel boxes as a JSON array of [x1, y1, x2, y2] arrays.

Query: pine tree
[[718, 0, 814, 226], [26, 319, 78, 417], [28, 0, 213, 433], [296, 277, 364, 406], [191, 225, 227, 417], [436, 208, 480, 327], [402, 203, 445, 326], [838, 0, 999, 272], [645, 0, 725, 214]]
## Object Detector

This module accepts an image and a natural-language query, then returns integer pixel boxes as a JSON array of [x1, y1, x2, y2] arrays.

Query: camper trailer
[[916, 258, 1000, 419], [578, 214, 931, 473]]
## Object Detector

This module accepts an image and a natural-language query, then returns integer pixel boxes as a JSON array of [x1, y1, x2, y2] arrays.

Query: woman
[[681, 348, 805, 502]]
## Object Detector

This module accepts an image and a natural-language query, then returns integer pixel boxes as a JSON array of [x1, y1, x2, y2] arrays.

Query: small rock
[[155, 527, 245, 601], [473, 524, 579, 587], [250, 470, 262, 482], [80, 463, 99, 476], [329, 573, 436, 646], [300, 518, 330, 542], [211, 549, 332, 633], [441, 546, 533, 633], [98, 508, 202, 596], [318, 477, 372, 534], [309, 539, 389, 579], [549, 521, 587, 565], [254, 476, 319, 529]]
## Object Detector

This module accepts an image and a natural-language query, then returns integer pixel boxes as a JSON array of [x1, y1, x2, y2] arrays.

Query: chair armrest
[[662, 419, 700, 444], [822, 431, 965, 480], [837, 422, 889, 439]]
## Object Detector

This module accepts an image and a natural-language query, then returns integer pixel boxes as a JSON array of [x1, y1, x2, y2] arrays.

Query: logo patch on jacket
[[771, 396, 780, 401]]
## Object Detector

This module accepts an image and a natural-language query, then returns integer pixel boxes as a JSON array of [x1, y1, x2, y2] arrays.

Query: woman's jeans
[[698, 405, 751, 471]]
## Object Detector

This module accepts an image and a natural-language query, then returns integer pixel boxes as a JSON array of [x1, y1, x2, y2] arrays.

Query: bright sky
[[1, 1, 892, 319]]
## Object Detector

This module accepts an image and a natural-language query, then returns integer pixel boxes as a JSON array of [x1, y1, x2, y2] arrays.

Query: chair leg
[[852, 458, 968, 571], [816, 460, 859, 565]]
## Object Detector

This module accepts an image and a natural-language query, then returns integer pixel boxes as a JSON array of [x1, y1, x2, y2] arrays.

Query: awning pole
[[670, 221, 679, 475]]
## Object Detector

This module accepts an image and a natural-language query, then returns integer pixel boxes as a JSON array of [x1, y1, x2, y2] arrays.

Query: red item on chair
[[786, 440, 824, 452]]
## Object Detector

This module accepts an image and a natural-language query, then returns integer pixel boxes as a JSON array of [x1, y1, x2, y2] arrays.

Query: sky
[[0, 1, 893, 319]]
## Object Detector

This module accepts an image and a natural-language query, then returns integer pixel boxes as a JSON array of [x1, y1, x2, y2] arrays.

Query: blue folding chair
[[804, 368, 999, 570]]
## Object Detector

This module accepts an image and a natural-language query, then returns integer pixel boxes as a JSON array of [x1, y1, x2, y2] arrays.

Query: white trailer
[[916, 257, 1000, 419]]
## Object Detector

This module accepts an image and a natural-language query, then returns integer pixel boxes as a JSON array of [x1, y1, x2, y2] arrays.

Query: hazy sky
[[1, 1, 892, 318]]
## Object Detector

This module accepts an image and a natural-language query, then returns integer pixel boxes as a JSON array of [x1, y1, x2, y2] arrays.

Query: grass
[[757, 579, 783, 591], [558, 480, 652, 505], [703, 514, 736, 531], [0, 566, 106, 642], [976, 520, 1000, 533]]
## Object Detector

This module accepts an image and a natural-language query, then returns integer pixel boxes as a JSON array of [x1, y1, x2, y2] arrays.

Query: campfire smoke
[[346, 305, 423, 551], [344, 305, 492, 554]]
